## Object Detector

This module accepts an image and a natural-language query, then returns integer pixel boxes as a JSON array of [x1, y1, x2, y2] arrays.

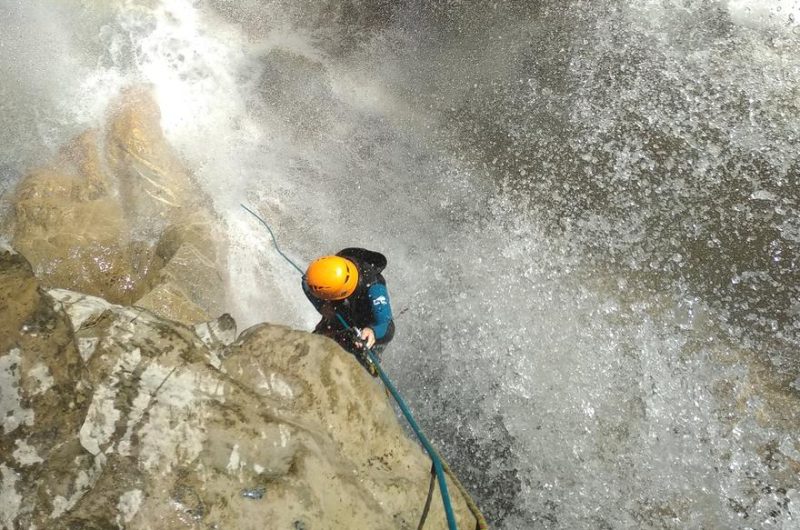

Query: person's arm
[[366, 283, 393, 339]]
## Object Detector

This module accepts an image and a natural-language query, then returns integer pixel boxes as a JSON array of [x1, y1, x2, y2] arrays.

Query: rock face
[[3, 85, 478, 529], [11, 87, 224, 325], [0, 250, 474, 529]]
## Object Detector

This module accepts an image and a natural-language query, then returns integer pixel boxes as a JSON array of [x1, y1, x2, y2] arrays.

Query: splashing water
[[2, 0, 799, 528]]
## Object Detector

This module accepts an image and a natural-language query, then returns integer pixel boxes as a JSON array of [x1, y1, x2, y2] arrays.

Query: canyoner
[[303, 248, 395, 376], [241, 204, 488, 530]]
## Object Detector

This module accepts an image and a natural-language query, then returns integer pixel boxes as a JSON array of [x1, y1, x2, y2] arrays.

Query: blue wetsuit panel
[[368, 283, 393, 339]]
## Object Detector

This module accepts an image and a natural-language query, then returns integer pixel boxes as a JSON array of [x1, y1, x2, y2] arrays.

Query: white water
[[2, 0, 799, 527]]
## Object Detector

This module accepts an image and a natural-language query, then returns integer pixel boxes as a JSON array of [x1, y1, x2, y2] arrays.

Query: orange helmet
[[305, 256, 359, 300]]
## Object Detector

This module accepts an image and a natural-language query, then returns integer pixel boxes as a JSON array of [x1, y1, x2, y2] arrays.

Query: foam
[[727, 0, 800, 31]]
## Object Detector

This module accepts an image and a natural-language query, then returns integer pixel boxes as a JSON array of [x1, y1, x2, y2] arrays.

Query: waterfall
[[2, 1, 798, 527]]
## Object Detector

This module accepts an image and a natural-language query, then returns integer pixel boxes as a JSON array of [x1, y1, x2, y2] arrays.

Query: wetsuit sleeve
[[302, 279, 325, 313], [367, 283, 393, 339]]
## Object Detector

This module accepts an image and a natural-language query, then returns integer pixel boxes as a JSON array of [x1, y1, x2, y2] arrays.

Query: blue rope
[[240, 204, 305, 275], [243, 204, 459, 530], [333, 312, 458, 529], [368, 349, 459, 529]]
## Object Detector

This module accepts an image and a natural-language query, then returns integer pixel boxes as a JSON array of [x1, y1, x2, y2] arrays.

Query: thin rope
[[417, 463, 437, 530], [240, 204, 305, 275]]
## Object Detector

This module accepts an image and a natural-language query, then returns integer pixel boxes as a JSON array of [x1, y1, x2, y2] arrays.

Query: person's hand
[[360, 327, 376, 349], [320, 303, 336, 320]]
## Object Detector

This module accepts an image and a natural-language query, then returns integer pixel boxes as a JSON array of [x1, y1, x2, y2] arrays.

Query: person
[[302, 248, 395, 375]]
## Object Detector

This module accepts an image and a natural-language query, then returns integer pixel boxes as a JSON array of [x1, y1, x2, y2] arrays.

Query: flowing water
[[2, 1, 800, 528]]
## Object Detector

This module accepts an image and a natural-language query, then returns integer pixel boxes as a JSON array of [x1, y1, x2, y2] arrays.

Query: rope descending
[[241, 203, 488, 530], [417, 463, 437, 530], [240, 204, 305, 275]]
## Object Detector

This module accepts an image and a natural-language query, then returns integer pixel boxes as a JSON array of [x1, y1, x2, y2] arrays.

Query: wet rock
[[11, 87, 225, 324], [135, 210, 226, 325], [0, 252, 475, 529], [11, 130, 143, 303], [193, 312, 237, 354], [0, 251, 91, 529], [105, 87, 194, 234]]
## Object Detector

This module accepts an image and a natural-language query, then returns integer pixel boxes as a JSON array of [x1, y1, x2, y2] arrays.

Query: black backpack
[[336, 248, 387, 290]]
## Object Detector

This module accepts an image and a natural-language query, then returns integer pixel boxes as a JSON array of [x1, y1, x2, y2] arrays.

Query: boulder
[[105, 87, 195, 233], [11, 87, 225, 325], [0, 250, 474, 529], [11, 129, 144, 304]]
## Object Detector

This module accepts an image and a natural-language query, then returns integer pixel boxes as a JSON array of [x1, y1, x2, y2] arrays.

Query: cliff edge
[[0, 249, 474, 529]]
